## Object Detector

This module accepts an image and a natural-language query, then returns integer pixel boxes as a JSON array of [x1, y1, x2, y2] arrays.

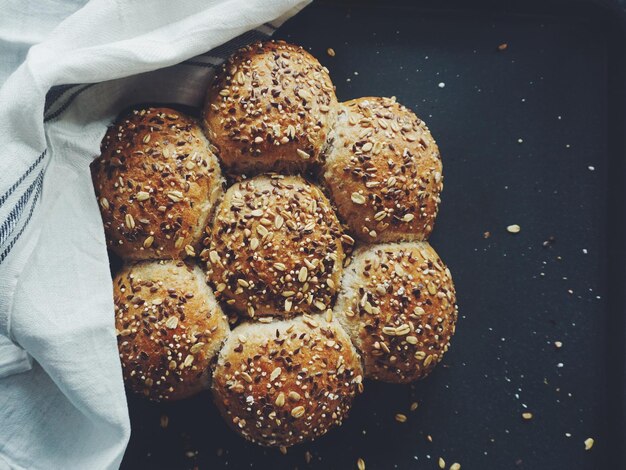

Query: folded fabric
[[0, 1, 310, 468]]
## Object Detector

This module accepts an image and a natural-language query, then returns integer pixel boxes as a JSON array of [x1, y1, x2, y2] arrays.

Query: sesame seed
[[327, 48, 336, 57], [136, 191, 150, 201], [185, 245, 195, 257], [584, 437, 594, 450], [522, 412, 533, 420], [99, 197, 109, 210], [297, 149, 310, 159], [351, 192, 366, 204], [291, 406, 305, 418], [165, 316, 178, 329], [507, 224, 521, 234], [143, 236, 154, 248], [183, 354, 194, 367], [410, 402, 419, 411], [275, 392, 285, 407], [124, 213, 135, 230], [167, 191, 183, 202], [270, 367, 282, 381], [357, 458, 365, 470], [189, 342, 205, 354], [450, 464, 461, 470], [160, 414, 168, 428], [395, 413, 407, 423], [438, 457, 445, 469]]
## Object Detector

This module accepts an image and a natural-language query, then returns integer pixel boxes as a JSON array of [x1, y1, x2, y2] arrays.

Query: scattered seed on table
[[395, 413, 407, 423], [327, 48, 336, 57], [522, 412, 533, 420], [507, 224, 521, 234], [584, 438, 594, 450]]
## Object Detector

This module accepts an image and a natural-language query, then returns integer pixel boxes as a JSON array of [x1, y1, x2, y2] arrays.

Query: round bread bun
[[203, 174, 345, 318], [92, 107, 224, 260], [334, 242, 457, 383], [322, 97, 442, 242], [203, 40, 338, 174], [212, 315, 363, 447], [114, 260, 229, 401]]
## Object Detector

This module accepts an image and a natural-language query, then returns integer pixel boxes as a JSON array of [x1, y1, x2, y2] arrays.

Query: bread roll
[[334, 242, 457, 383], [92, 107, 224, 260], [204, 175, 345, 318], [322, 97, 442, 242], [203, 41, 338, 174], [212, 316, 363, 447], [114, 260, 229, 401]]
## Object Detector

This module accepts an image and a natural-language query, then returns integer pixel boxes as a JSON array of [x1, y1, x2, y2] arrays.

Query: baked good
[[203, 40, 338, 174], [203, 174, 345, 318], [212, 316, 364, 447], [114, 260, 229, 401], [334, 242, 457, 383], [322, 97, 442, 242], [92, 107, 224, 260]]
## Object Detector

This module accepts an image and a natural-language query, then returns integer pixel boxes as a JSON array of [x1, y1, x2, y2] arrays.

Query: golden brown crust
[[322, 97, 442, 242], [92, 107, 224, 260], [203, 175, 345, 318], [212, 316, 363, 447], [334, 242, 457, 383], [114, 260, 229, 401], [203, 40, 338, 175]]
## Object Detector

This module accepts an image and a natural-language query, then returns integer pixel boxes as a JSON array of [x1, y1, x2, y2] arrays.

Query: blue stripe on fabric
[[0, 150, 46, 209], [44, 84, 79, 115], [0, 171, 44, 264], [44, 84, 94, 123], [0, 170, 44, 247]]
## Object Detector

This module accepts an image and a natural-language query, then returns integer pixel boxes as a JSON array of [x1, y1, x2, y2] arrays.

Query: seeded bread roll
[[203, 40, 338, 175], [212, 315, 363, 447], [334, 242, 457, 383], [322, 97, 442, 242], [203, 174, 345, 318], [92, 107, 224, 260], [114, 260, 229, 401]]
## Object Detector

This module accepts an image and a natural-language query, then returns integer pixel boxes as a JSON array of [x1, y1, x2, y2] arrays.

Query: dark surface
[[121, 1, 626, 468]]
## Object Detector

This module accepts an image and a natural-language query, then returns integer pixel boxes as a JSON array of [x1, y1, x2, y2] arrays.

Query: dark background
[[121, 0, 626, 468]]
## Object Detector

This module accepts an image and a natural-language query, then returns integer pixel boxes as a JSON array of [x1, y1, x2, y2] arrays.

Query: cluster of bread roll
[[91, 40, 458, 448]]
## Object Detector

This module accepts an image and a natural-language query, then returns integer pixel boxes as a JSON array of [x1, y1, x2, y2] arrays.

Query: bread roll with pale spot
[[92, 107, 224, 260], [334, 242, 457, 383], [204, 174, 345, 318], [114, 260, 229, 401], [212, 316, 363, 447], [322, 97, 442, 242], [203, 40, 338, 174]]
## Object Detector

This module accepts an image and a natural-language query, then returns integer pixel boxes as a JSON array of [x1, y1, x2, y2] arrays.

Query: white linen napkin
[[0, 1, 310, 468]]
